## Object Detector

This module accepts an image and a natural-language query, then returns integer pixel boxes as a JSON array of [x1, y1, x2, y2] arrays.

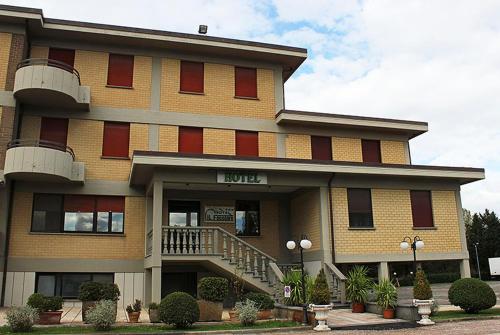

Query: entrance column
[[319, 187, 333, 264], [151, 180, 163, 303], [378, 261, 389, 280], [460, 259, 471, 278]]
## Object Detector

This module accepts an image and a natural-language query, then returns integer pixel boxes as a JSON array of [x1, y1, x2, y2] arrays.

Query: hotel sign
[[204, 206, 235, 223], [217, 171, 267, 185]]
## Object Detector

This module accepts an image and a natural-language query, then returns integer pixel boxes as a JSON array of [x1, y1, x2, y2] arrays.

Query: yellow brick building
[[0, 5, 484, 308]]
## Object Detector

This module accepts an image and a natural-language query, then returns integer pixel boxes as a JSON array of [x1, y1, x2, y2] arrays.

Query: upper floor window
[[40, 117, 68, 146], [32, 194, 125, 234], [411, 190, 434, 228], [236, 130, 258, 157], [102, 122, 130, 158], [235, 67, 257, 98], [178, 126, 203, 154], [107, 54, 134, 87], [48, 48, 75, 68], [235, 200, 260, 236], [311, 136, 332, 160], [180, 61, 204, 93], [362, 139, 381, 164], [347, 188, 373, 228]]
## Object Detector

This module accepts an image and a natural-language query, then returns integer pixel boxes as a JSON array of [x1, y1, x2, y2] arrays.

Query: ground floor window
[[235, 200, 260, 236], [35, 273, 114, 298]]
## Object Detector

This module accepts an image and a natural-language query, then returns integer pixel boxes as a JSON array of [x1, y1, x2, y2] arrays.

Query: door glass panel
[[190, 212, 198, 227], [169, 213, 187, 226]]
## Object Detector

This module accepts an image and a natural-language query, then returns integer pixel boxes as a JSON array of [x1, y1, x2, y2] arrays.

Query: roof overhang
[[276, 110, 428, 139], [130, 151, 484, 186], [0, 5, 307, 81]]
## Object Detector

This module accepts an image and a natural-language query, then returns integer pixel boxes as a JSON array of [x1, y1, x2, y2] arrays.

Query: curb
[[435, 315, 500, 323]]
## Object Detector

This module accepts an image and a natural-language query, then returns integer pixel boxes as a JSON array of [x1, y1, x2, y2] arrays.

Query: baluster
[[213, 229, 219, 254], [162, 229, 168, 254], [261, 256, 268, 281], [207, 229, 213, 254], [169, 228, 174, 254], [222, 233, 228, 259], [229, 238, 236, 264], [194, 229, 200, 254], [238, 244, 244, 269], [200, 229, 205, 254], [187, 229, 193, 254], [245, 247, 251, 273], [182, 229, 188, 254], [253, 252, 259, 277]]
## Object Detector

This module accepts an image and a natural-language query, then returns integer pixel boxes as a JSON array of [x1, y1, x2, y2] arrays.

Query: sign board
[[284, 286, 291, 298], [217, 171, 267, 185], [204, 206, 235, 223]]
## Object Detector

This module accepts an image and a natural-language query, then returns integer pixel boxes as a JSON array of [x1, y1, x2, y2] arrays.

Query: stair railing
[[325, 262, 347, 304]]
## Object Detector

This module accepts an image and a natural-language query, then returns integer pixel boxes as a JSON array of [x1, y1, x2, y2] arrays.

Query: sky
[[3, 0, 499, 214]]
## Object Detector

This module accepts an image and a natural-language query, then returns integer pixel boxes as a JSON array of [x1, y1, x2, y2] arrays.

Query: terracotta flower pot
[[228, 309, 238, 322], [383, 308, 395, 319], [37, 311, 63, 325], [257, 309, 272, 320], [127, 311, 141, 323], [352, 302, 365, 313]]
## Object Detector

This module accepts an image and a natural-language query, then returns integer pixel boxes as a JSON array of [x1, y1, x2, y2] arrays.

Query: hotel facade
[[0, 5, 484, 307]]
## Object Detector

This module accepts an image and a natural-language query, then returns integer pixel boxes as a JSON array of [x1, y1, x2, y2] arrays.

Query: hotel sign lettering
[[217, 171, 268, 185], [204, 206, 235, 223]]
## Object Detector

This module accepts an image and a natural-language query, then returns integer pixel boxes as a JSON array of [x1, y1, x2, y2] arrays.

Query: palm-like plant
[[281, 270, 315, 306], [346, 265, 372, 304], [374, 279, 398, 310]]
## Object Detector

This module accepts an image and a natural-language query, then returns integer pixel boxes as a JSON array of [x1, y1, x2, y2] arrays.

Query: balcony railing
[[17, 58, 81, 85], [7, 139, 76, 160]]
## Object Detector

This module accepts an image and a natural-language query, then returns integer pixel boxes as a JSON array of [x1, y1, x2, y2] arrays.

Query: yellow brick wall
[[203, 128, 235, 155], [332, 188, 462, 255], [290, 190, 321, 251], [332, 137, 363, 162], [258, 132, 277, 158], [67, 119, 148, 181], [0, 33, 12, 89], [381, 140, 407, 164], [160, 59, 275, 119], [159, 125, 178, 152], [29, 46, 48, 58], [9, 192, 145, 260], [20, 116, 41, 139], [285, 134, 311, 159]]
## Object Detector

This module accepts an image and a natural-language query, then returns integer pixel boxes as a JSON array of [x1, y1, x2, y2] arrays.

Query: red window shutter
[[178, 126, 203, 154], [40, 117, 69, 146], [235, 67, 257, 98], [48, 48, 75, 67], [236, 131, 259, 157], [64, 195, 95, 212], [411, 190, 434, 227], [362, 139, 381, 163], [97, 196, 125, 212], [107, 54, 134, 87], [102, 122, 130, 158], [347, 189, 372, 213], [311, 136, 332, 160], [180, 61, 204, 93]]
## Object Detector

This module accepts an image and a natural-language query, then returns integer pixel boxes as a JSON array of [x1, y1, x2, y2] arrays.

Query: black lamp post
[[474, 242, 481, 280], [286, 235, 312, 326], [400, 236, 424, 273]]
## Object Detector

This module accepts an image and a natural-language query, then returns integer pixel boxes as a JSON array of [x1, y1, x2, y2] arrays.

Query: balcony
[[4, 139, 85, 183], [13, 59, 90, 109]]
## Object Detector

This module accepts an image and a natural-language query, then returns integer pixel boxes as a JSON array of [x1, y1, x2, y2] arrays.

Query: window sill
[[234, 96, 259, 101], [106, 85, 134, 89], [413, 227, 437, 230], [101, 156, 131, 160], [179, 90, 205, 96], [30, 232, 126, 237], [348, 227, 375, 230]]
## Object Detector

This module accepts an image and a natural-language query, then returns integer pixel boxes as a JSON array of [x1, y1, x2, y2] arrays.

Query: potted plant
[[374, 279, 398, 319], [243, 292, 275, 320], [27, 293, 64, 325], [346, 265, 372, 313], [309, 269, 332, 331], [78, 282, 120, 322], [197, 277, 229, 321], [126, 299, 141, 323], [413, 269, 434, 325], [148, 302, 160, 323]]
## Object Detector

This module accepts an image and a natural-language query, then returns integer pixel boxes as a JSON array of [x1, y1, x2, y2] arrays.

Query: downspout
[[328, 173, 336, 264]]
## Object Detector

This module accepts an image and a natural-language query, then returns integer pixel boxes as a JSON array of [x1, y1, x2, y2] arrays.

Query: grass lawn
[[0, 320, 302, 334], [434, 308, 500, 321]]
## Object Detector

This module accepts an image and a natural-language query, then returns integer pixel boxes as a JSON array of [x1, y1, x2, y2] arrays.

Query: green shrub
[[311, 269, 330, 305], [346, 265, 372, 304], [374, 279, 398, 310], [448, 278, 496, 313], [78, 282, 120, 302], [101, 283, 120, 302], [148, 302, 159, 310], [198, 277, 229, 302], [6, 306, 38, 333], [159, 292, 199, 328], [242, 292, 274, 310], [281, 270, 315, 306], [413, 270, 432, 300], [27, 293, 63, 312], [235, 299, 258, 326], [86, 300, 116, 331]]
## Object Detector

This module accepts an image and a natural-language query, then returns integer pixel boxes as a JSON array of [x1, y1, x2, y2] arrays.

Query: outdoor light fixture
[[400, 236, 424, 273], [286, 235, 312, 325], [198, 25, 208, 34]]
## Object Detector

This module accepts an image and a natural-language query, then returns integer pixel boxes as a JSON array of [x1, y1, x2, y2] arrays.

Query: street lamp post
[[474, 242, 481, 280], [400, 236, 424, 273], [286, 236, 312, 326]]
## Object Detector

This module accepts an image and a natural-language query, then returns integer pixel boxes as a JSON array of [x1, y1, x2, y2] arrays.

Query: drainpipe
[[328, 173, 336, 264]]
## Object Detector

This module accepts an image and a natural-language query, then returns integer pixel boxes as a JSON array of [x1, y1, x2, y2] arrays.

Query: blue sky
[[3, 0, 499, 214]]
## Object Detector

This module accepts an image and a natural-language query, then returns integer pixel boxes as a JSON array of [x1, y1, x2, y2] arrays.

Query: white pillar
[[378, 261, 389, 280], [151, 180, 163, 303], [319, 187, 333, 264], [460, 259, 471, 278]]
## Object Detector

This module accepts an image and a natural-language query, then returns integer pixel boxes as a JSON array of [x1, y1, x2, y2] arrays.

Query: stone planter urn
[[198, 300, 223, 321], [309, 304, 333, 331], [413, 299, 435, 325], [148, 308, 160, 323]]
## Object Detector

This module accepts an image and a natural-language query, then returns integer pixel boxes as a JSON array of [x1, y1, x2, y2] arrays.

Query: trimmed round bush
[[448, 278, 496, 313], [78, 282, 102, 301], [27, 293, 63, 312], [159, 292, 199, 328], [242, 292, 275, 310], [198, 277, 228, 302], [101, 283, 120, 302]]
